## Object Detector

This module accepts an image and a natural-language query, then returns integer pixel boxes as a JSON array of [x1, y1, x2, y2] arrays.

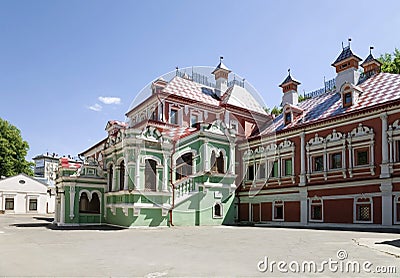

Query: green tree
[[379, 48, 400, 74], [270, 106, 283, 116], [0, 118, 33, 177]]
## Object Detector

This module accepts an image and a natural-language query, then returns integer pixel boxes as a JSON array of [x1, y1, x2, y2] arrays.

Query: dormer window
[[170, 109, 178, 125], [284, 112, 292, 125], [343, 92, 352, 107]]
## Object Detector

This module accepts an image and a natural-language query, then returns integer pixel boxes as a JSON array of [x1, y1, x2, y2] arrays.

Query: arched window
[[216, 151, 224, 173], [175, 152, 193, 181], [88, 193, 100, 214], [213, 203, 223, 218], [145, 159, 157, 191], [79, 192, 89, 213], [108, 165, 113, 192], [211, 151, 224, 174], [119, 161, 125, 191]]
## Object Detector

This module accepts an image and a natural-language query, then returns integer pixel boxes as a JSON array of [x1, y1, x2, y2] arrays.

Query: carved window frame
[[347, 124, 375, 177]]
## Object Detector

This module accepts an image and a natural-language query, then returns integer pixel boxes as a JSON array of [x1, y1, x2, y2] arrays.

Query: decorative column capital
[[380, 112, 388, 121]]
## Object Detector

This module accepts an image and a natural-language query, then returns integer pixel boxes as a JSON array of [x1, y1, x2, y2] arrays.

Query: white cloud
[[98, 96, 121, 105], [88, 103, 102, 112]]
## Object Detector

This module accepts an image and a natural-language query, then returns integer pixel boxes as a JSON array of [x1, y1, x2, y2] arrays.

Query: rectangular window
[[5, 198, 14, 210], [313, 156, 324, 172], [343, 92, 352, 107], [190, 114, 198, 127], [330, 152, 342, 169], [257, 163, 266, 179], [170, 109, 178, 125], [29, 199, 38, 211], [311, 204, 322, 220], [247, 164, 254, 181], [284, 112, 291, 125], [356, 148, 369, 166], [283, 159, 292, 176], [356, 204, 371, 221], [271, 161, 278, 178], [274, 203, 284, 220]]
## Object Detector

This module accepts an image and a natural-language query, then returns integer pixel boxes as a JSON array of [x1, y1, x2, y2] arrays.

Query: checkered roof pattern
[[261, 73, 400, 135], [161, 126, 197, 141]]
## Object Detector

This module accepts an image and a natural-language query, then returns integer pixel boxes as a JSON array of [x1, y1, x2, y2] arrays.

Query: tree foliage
[[379, 48, 400, 74], [0, 118, 33, 177]]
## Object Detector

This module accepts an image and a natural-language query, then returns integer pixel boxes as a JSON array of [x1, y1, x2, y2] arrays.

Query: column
[[124, 166, 129, 190], [60, 192, 65, 225], [230, 143, 235, 174], [380, 181, 393, 226], [127, 162, 135, 190], [69, 186, 75, 220], [299, 187, 308, 225], [115, 166, 121, 191], [204, 140, 209, 172], [163, 156, 169, 192], [380, 112, 390, 178], [135, 159, 141, 190], [300, 132, 306, 186]]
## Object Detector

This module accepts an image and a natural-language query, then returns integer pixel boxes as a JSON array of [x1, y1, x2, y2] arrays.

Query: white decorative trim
[[353, 196, 373, 224], [212, 202, 223, 219], [272, 200, 284, 221], [69, 186, 75, 220], [308, 196, 323, 223]]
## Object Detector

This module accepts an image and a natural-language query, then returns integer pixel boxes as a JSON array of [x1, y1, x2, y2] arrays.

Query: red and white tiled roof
[[260, 73, 400, 135], [163, 76, 220, 106], [161, 126, 197, 141], [60, 158, 82, 169]]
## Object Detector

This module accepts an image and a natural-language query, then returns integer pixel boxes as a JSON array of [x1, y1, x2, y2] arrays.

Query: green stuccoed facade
[[55, 121, 238, 227]]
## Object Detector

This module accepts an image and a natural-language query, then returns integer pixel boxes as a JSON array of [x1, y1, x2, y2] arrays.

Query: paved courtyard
[[0, 215, 399, 277]]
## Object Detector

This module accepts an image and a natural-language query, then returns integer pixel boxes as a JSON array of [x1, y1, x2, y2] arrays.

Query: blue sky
[[0, 0, 399, 161]]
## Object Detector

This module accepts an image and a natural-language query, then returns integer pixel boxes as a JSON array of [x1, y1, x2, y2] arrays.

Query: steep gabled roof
[[221, 84, 267, 115], [211, 61, 231, 74], [279, 73, 301, 87], [361, 53, 382, 66]]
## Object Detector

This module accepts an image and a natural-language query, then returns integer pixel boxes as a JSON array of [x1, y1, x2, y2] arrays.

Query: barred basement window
[[273, 200, 284, 221], [355, 197, 372, 222], [29, 199, 37, 211], [310, 199, 322, 221], [396, 197, 400, 222]]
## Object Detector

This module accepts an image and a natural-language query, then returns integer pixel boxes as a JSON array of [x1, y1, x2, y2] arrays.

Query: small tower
[[361, 46, 382, 78], [331, 39, 362, 89], [212, 57, 231, 97], [279, 69, 301, 106]]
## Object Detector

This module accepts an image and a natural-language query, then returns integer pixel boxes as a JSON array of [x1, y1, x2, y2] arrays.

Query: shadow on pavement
[[376, 239, 400, 248], [34, 216, 54, 222]]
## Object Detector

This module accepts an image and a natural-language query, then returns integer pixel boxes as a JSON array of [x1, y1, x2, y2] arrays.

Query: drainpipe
[[169, 140, 177, 226]]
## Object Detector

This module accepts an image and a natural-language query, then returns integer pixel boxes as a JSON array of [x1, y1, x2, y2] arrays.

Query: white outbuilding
[[0, 174, 51, 214]]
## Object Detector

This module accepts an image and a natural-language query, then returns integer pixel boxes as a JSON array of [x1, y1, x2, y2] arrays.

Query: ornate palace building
[[55, 43, 400, 228]]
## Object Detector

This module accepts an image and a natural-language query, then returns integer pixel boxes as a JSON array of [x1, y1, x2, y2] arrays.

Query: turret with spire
[[279, 69, 301, 106], [361, 46, 382, 78], [212, 57, 231, 97]]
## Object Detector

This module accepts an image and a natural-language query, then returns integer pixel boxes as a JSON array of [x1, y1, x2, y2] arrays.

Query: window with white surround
[[213, 202, 223, 218], [347, 124, 375, 177], [354, 196, 373, 223], [395, 196, 400, 224], [306, 130, 346, 181], [243, 139, 295, 186], [273, 200, 284, 221], [29, 199, 37, 211], [5, 198, 14, 210], [309, 197, 323, 222], [170, 109, 178, 125], [387, 120, 400, 171]]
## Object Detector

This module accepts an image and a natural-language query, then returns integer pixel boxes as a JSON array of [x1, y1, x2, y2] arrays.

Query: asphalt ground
[[0, 214, 399, 277]]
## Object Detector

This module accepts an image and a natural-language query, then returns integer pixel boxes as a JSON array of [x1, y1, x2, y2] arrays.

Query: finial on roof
[[342, 42, 344, 50], [288, 68, 291, 76], [220, 56, 223, 63], [370, 46, 374, 55], [175, 66, 179, 75], [348, 37, 352, 47]]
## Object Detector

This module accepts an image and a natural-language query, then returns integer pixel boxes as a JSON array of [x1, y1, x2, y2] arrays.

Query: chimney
[[279, 69, 301, 106], [331, 39, 362, 90], [151, 77, 168, 94], [361, 46, 382, 79], [212, 57, 231, 97]]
